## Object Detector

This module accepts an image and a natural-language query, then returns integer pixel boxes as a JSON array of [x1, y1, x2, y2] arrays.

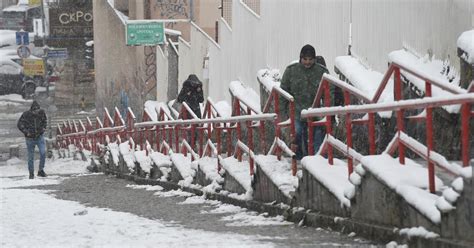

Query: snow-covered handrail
[[325, 135, 364, 162], [386, 131, 471, 179], [267, 137, 297, 176], [180, 139, 200, 161], [389, 61, 466, 95], [86, 125, 126, 135], [267, 137, 295, 158], [134, 113, 276, 129], [160, 140, 172, 155], [317, 73, 372, 105], [234, 140, 256, 175], [302, 93, 474, 118]]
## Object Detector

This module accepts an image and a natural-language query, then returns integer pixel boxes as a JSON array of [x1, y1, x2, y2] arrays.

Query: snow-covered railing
[[180, 139, 200, 161], [202, 139, 223, 172], [257, 71, 297, 167], [310, 54, 474, 166], [56, 95, 282, 173], [302, 93, 474, 193], [267, 137, 297, 176], [317, 135, 364, 176], [234, 140, 256, 175]]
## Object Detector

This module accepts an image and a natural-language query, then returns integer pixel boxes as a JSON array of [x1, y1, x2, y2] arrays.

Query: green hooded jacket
[[279, 62, 329, 120]]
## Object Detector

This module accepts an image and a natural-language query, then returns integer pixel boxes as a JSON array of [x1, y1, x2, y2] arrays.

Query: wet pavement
[[28, 173, 382, 248]]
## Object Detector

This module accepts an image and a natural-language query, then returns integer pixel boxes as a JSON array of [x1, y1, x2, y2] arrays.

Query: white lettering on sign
[[59, 11, 93, 25]]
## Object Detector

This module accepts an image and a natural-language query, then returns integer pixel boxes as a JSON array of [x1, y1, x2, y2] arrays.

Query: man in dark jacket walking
[[280, 44, 330, 160], [17, 100, 47, 179], [177, 74, 204, 119]]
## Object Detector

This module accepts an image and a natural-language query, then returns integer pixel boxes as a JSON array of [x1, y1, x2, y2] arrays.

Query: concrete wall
[[351, 170, 440, 232], [93, 1, 153, 120]]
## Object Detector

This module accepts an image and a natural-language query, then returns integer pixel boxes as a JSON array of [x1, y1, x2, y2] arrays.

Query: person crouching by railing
[[177, 74, 204, 146], [177, 74, 204, 119]]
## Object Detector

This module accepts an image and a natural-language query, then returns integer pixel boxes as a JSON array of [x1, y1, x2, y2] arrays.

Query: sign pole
[[40, 0, 49, 97]]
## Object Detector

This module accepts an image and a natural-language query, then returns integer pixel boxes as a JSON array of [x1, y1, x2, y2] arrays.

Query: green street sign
[[126, 21, 164, 46]]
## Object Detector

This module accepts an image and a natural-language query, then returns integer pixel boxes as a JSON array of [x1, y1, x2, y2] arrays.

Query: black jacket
[[17, 101, 47, 139], [177, 74, 204, 118]]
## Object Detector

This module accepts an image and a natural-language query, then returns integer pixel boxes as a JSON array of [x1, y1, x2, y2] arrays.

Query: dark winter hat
[[30, 100, 40, 111], [187, 74, 202, 86], [300, 44, 316, 59]]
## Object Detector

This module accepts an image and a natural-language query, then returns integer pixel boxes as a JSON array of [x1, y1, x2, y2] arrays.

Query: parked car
[[0, 47, 45, 98], [0, 3, 41, 32]]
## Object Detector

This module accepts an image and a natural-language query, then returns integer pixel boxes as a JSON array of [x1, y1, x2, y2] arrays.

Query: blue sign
[[47, 48, 68, 59], [15, 31, 29, 45]]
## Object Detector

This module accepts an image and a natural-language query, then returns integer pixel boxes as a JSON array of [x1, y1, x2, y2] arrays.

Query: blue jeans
[[26, 135, 46, 173], [294, 119, 325, 160]]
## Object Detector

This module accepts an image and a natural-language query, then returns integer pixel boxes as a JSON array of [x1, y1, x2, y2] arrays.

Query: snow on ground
[[0, 100, 21, 107], [1, 187, 274, 247], [124, 184, 293, 227], [0, 158, 285, 247], [0, 156, 89, 177], [0, 112, 22, 119]]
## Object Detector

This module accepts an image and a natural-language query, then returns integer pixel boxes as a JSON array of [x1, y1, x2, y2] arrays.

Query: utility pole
[[40, 0, 49, 96]]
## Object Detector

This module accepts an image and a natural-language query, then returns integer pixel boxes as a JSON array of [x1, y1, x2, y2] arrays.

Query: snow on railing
[[303, 93, 474, 193], [267, 137, 297, 176], [234, 140, 256, 175]]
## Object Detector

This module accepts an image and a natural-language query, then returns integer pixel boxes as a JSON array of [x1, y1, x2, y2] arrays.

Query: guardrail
[[56, 96, 290, 176], [309, 59, 472, 167], [302, 93, 473, 193]]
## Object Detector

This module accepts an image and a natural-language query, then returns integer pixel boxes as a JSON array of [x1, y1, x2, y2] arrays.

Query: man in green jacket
[[280, 44, 329, 160]]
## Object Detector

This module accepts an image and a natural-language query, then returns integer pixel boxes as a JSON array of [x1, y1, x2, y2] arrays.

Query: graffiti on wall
[[152, 0, 189, 28], [144, 46, 157, 97]]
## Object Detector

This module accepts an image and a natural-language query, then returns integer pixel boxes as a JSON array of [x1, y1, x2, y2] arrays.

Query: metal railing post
[[324, 82, 334, 165], [394, 67, 405, 164], [368, 112, 376, 155], [344, 90, 353, 175], [425, 82, 435, 193], [461, 103, 471, 167]]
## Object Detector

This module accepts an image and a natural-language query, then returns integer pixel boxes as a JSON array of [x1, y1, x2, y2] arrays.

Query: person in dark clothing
[[280, 44, 330, 160], [177, 74, 204, 119], [17, 100, 47, 179]]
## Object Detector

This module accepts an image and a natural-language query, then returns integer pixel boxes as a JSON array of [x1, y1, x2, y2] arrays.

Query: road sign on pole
[[23, 59, 45, 76], [47, 48, 68, 59], [17, 45, 31, 58], [16, 31, 29, 45], [126, 21, 164, 46]]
